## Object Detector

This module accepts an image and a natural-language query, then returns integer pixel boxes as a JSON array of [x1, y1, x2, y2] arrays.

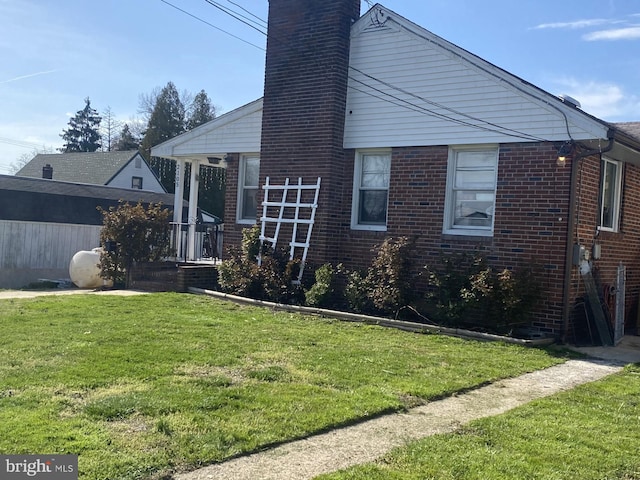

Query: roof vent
[[558, 94, 581, 109], [42, 164, 53, 179]]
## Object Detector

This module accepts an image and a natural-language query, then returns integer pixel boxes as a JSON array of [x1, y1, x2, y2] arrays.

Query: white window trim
[[443, 145, 499, 237], [351, 149, 391, 232], [598, 157, 623, 233], [236, 154, 260, 225]]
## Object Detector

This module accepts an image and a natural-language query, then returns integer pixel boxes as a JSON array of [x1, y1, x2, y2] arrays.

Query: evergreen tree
[[113, 124, 140, 151], [140, 81, 187, 192], [60, 97, 102, 152], [186, 90, 216, 130], [140, 81, 186, 158]]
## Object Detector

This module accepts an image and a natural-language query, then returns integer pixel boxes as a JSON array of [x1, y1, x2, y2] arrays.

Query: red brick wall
[[258, 0, 360, 266], [572, 155, 640, 334], [334, 143, 572, 335]]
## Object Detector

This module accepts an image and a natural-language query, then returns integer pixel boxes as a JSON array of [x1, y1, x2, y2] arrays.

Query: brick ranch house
[[152, 1, 640, 341]]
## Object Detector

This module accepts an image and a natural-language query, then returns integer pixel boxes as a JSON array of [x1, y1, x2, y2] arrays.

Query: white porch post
[[173, 159, 186, 260], [187, 160, 201, 261]]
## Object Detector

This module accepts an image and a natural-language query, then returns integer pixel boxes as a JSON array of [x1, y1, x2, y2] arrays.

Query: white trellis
[[258, 176, 321, 283]]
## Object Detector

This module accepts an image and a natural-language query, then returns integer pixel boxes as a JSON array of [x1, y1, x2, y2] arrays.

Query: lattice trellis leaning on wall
[[258, 177, 321, 283]]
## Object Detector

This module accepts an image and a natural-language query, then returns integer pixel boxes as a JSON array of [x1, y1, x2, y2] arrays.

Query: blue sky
[[0, 0, 639, 175]]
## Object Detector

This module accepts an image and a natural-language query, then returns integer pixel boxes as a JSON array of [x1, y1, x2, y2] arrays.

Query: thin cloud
[[583, 26, 640, 40], [551, 77, 640, 120], [0, 69, 57, 85], [533, 19, 613, 30]]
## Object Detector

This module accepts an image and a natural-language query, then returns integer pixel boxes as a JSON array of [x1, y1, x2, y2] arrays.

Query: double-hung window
[[351, 150, 391, 231], [237, 155, 260, 224], [444, 146, 498, 236], [599, 157, 622, 232]]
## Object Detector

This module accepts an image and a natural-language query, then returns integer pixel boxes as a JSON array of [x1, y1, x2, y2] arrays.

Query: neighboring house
[[16, 150, 165, 192], [0, 175, 177, 288], [152, 1, 640, 341]]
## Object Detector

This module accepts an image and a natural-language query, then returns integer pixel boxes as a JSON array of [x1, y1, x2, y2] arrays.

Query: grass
[[0, 292, 565, 479], [318, 364, 640, 480]]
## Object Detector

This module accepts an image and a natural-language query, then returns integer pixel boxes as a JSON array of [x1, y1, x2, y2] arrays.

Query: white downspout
[[187, 160, 201, 261], [173, 159, 186, 260]]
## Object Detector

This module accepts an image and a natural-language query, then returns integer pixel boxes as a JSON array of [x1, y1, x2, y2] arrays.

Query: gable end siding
[[344, 19, 608, 149]]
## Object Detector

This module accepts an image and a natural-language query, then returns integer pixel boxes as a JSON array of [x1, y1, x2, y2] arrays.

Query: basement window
[[599, 157, 622, 232]]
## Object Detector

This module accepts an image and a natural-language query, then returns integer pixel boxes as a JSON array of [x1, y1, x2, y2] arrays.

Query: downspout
[[561, 133, 615, 343]]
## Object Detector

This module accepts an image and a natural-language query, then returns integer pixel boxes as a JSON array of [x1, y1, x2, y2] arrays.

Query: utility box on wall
[[572, 244, 589, 265], [592, 243, 602, 260]]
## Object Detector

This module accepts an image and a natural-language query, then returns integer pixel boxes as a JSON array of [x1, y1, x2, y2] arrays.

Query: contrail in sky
[[0, 69, 57, 84]]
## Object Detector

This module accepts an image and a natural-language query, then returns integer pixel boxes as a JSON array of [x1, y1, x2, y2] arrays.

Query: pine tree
[[186, 90, 216, 130], [113, 124, 140, 151], [140, 81, 186, 158], [140, 82, 187, 192], [60, 97, 102, 152]]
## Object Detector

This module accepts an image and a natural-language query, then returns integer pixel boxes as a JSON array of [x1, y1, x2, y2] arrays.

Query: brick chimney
[[42, 164, 53, 179], [260, 0, 360, 264]]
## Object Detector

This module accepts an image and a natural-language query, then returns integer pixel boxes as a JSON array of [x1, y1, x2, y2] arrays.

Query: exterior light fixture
[[207, 156, 222, 165], [556, 141, 574, 167]]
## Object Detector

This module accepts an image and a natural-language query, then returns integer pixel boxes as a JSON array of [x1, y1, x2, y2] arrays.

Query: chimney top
[[42, 164, 53, 179]]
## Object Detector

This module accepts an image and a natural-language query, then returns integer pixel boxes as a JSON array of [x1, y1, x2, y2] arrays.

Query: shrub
[[365, 236, 416, 314], [425, 251, 543, 333], [217, 226, 302, 303], [425, 251, 487, 325], [305, 263, 338, 308], [344, 269, 373, 313], [98, 201, 172, 287]]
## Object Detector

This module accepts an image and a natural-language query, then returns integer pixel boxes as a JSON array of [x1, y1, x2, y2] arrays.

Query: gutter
[[190, 287, 555, 347], [561, 132, 615, 343]]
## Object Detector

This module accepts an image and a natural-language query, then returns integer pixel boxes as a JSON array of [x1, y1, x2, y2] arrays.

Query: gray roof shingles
[[613, 122, 640, 140], [16, 150, 141, 184], [0, 175, 179, 225]]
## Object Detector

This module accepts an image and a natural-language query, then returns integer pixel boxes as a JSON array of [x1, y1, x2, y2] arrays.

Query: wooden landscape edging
[[188, 287, 555, 347]]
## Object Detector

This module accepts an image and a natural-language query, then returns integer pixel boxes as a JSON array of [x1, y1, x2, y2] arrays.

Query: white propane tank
[[69, 248, 113, 289]]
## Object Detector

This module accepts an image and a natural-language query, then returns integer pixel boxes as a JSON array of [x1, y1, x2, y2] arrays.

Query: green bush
[[305, 263, 337, 308], [365, 236, 416, 314], [425, 251, 543, 333], [98, 201, 172, 287], [217, 226, 302, 303], [340, 237, 417, 316], [344, 269, 373, 313]]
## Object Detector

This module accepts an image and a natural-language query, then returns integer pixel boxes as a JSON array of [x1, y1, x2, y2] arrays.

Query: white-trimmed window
[[443, 146, 499, 236], [351, 150, 391, 231], [237, 155, 260, 224], [599, 157, 622, 232]]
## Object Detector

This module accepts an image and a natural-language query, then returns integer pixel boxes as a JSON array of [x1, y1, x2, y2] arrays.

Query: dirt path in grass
[[174, 358, 623, 480]]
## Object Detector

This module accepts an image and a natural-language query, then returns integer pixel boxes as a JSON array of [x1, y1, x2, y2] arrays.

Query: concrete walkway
[[0, 288, 148, 299], [175, 357, 628, 480]]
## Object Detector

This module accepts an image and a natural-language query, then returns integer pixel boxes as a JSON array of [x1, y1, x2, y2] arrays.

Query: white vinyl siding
[[106, 155, 165, 193], [237, 155, 260, 224], [599, 157, 622, 232], [444, 146, 498, 236], [351, 150, 391, 231], [344, 15, 608, 149]]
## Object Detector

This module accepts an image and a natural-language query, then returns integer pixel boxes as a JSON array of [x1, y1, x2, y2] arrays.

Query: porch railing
[[170, 222, 223, 262]]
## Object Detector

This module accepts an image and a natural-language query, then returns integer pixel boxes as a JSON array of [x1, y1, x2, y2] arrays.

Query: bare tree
[[9, 146, 55, 174], [100, 106, 122, 151]]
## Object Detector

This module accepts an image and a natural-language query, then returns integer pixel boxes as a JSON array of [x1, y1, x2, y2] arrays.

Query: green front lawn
[[0, 293, 564, 479], [319, 365, 640, 480]]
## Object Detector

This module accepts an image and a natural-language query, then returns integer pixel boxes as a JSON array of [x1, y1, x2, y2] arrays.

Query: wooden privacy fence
[[259, 177, 321, 283]]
